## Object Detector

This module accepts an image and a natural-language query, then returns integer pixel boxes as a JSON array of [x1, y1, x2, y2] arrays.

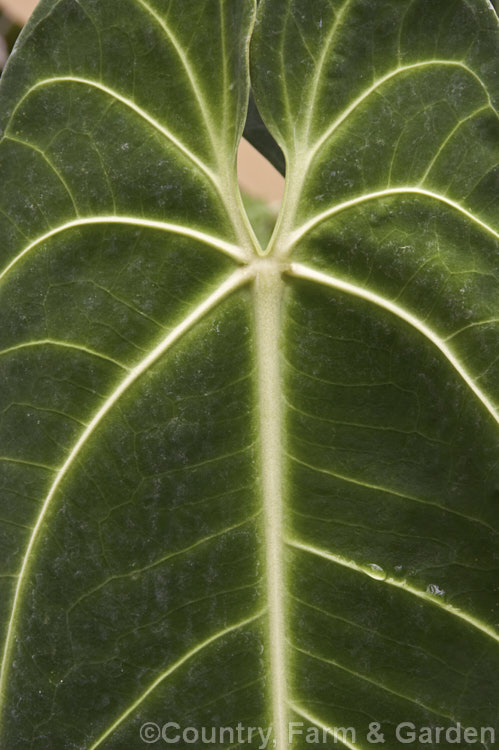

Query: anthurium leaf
[[0, 0, 498, 749]]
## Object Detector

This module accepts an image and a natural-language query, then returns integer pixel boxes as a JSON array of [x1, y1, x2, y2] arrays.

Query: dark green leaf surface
[[0, 1, 498, 748]]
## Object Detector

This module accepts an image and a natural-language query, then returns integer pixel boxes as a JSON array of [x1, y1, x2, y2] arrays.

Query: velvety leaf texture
[[0, 1, 497, 748]]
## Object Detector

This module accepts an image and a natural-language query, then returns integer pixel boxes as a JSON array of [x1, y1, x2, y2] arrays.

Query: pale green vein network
[[290, 595, 469, 679], [2, 22, 260, 253], [0, 340, 128, 370], [287, 188, 499, 250], [0, 1, 497, 744], [302, 0, 354, 144], [445, 318, 499, 340], [288, 262, 499, 425], [288, 702, 364, 750], [68, 513, 261, 615], [288, 539, 499, 644], [0, 266, 253, 717], [0, 457, 56, 472], [123, 0, 260, 255], [132, 0, 220, 152], [88, 610, 265, 750], [418, 104, 492, 184], [290, 643, 458, 724], [6, 76, 218, 187], [306, 60, 498, 162], [286, 454, 498, 536], [4, 135, 80, 216], [0, 216, 247, 284]]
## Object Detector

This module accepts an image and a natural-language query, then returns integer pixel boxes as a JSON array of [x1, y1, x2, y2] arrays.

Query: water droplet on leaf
[[426, 583, 445, 597], [366, 563, 386, 581]]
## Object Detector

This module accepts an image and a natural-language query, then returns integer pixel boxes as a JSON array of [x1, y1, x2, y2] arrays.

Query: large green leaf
[[0, 1, 498, 748]]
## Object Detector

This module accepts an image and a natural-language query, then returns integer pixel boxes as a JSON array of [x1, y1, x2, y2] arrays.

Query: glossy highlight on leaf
[[0, 1, 498, 748]]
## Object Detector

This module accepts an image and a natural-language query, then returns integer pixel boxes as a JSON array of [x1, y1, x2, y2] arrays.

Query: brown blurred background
[[0, 0, 35, 25]]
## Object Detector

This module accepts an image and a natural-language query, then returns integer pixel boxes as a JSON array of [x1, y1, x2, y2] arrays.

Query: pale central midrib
[[253, 262, 287, 750]]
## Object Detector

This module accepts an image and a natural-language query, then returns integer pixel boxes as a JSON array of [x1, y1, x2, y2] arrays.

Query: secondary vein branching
[[0, 216, 247, 285], [0, 266, 253, 720], [288, 262, 499, 426]]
